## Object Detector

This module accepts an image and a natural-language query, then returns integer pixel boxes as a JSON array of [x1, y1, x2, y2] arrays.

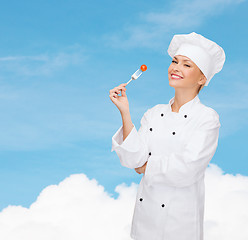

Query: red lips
[[171, 73, 183, 79]]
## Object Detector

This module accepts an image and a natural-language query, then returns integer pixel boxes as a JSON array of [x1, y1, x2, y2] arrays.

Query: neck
[[172, 88, 198, 113]]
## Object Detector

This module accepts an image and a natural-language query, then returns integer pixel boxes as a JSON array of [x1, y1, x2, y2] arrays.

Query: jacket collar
[[168, 94, 200, 114]]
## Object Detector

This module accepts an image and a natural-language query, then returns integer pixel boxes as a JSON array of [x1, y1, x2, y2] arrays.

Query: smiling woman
[[168, 55, 207, 99], [110, 32, 226, 240]]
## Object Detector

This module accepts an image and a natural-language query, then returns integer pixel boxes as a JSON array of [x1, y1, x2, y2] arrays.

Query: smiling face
[[168, 55, 206, 92]]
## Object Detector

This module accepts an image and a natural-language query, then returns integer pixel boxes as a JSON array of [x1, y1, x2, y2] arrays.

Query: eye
[[184, 64, 191, 67], [172, 60, 177, 63]]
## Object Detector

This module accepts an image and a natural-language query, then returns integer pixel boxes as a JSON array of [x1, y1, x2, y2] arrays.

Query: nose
[[172, 66, 180, 73]]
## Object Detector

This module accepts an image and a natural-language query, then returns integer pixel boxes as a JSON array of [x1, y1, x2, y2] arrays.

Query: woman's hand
[[109, 83, 129, 114], [135, 161, 147, 174]]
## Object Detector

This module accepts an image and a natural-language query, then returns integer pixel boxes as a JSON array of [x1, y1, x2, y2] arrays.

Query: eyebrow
[[173, 56, 191, 62]]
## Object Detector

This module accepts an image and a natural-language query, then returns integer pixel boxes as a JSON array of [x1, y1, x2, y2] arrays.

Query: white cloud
[[0, 164, 247, 240], [104, 0, 246, 49], [204, 164, 248, 240], [0, 174, 137, 240]]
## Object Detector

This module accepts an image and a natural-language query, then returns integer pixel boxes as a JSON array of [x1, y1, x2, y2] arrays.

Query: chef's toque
[[167, 32, 226, 86]]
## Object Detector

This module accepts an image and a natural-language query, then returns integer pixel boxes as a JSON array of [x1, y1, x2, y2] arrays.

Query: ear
[[198, 74, 207, 86]]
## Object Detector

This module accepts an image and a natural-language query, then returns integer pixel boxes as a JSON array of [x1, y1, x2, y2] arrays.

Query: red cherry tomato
[[140, 64, 147, 72]]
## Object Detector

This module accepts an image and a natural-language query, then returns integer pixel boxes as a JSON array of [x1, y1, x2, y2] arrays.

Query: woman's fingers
[[109, 87, 126, 94], [121, 88, 127, 97], [109, 86, 126, 98], [120, 83, 128, 88], [109, 90, 118, 98], [109, 83, 129, 113], [109, 84, 127, 94]]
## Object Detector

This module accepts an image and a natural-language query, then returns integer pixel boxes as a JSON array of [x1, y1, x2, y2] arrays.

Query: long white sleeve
[[111, 108, 152, 169], [144, 111, 221, 188]]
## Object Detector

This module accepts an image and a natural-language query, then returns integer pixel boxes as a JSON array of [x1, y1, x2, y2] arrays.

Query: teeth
[[172, 74, 181, 79]]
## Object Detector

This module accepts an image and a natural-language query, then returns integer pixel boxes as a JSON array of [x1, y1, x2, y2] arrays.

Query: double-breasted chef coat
[[111, 94, 221, 240]]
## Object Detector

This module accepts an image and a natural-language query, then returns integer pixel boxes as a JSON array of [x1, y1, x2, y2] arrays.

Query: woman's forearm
[[121, 111, 134, 141]]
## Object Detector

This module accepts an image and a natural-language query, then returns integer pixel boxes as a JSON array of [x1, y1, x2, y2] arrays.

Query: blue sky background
[[0, 0, 247, 210]]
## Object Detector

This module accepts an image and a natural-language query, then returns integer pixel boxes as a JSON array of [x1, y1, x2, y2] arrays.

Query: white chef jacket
[[111, 94, 221, 240]]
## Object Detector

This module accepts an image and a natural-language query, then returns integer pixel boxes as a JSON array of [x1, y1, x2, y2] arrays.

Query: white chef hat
[[167, 32, 226, 86]]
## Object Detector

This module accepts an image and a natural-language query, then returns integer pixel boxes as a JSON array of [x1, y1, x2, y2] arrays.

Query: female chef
[[109, 32, 225, 240]]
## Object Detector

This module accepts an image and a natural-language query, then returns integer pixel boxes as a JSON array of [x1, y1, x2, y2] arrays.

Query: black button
[[184, 115, 187, 118], [149, 152, 151, 156], [161, 113, 164, 117], [140, 198, 143, 201], [172, 132, 176, 135], [161, 204, 165, 207], [150, 128, 153, 131]]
